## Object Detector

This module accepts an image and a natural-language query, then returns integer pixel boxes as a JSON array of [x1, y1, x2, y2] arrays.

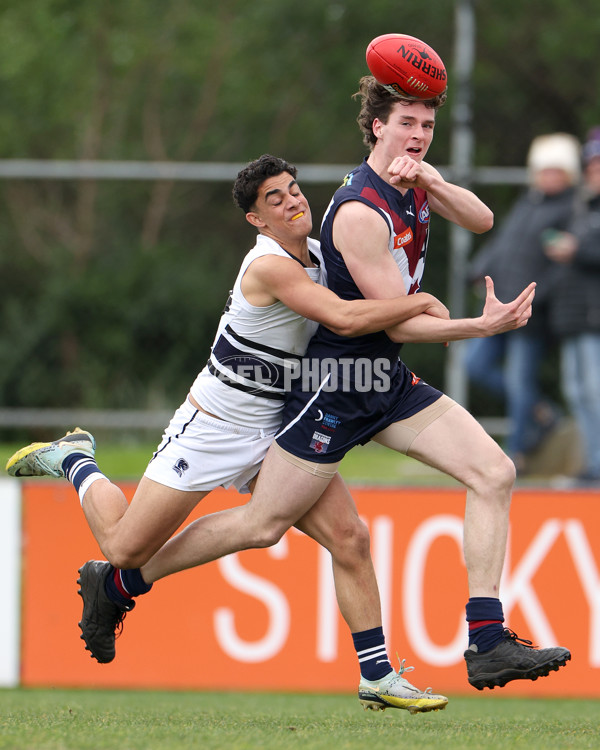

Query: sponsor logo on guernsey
[[393, 228, 413, 250], [322, 413, 341, 429], [310, 431, 331, 454], [418, 202, 430, 224], [411, 372, 421, 386]]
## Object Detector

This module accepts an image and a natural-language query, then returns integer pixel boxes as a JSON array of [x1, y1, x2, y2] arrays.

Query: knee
[[247, 522, 288, 550], [476, 451, 516, 496], [496, 452, 517, 489], [103, 542, 152, 571], [329, 517, 372, 567]]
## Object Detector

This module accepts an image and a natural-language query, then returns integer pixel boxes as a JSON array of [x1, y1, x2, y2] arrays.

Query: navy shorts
[[275, 359, 443, 463]]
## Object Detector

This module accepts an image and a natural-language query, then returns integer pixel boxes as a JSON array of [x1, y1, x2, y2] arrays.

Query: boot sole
[[358, 691, 448, 713], [468, 652, 571, 690], [77, 563, 115, 664]]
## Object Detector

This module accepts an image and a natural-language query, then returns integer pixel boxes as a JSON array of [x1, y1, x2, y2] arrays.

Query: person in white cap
[[545, 128, 600, 485]]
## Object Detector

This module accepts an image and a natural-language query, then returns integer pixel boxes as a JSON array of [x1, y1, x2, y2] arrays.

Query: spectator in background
[[545, 128, 600, 486], [466, 133, 581, 474]]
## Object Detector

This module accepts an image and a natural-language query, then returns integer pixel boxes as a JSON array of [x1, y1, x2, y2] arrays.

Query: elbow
[[474, 210, 494, 234], [327, 309, 366, 338], [385, 326, 405, 344], [333, 320, 363, 338]]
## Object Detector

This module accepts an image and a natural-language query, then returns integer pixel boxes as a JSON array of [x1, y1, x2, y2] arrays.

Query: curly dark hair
[[354, 75, 447, 150], [233, 154, 298, 213]]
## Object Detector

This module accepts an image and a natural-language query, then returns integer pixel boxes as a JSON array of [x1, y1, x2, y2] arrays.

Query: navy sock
[[62, 452, 102, 493], [352, 626, 393, 681], [105, 567, 153, 609], [466, 597, 505, 653]]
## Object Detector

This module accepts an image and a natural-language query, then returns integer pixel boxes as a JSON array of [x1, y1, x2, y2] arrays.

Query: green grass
[[0, 439, 453, 486], [0, 689, 598, 750]]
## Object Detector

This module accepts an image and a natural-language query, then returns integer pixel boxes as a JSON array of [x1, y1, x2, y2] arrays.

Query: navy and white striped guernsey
[[189, 234, 323, 431]]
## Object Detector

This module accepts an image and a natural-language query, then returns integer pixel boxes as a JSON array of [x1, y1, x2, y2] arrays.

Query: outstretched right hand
[[479, 276, 536, 336]]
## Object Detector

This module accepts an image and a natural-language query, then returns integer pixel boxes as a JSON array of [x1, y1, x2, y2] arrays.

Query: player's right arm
[[331, 200, 534, 343], [388, 157, 494, 234], [388, 276, 536, 343]]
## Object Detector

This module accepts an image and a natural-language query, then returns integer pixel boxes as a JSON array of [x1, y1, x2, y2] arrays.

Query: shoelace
[[397, 657, 414, 677], [395, 656, 435, 695], [503, 628, 535, 648], [114, 610, 128, 640]]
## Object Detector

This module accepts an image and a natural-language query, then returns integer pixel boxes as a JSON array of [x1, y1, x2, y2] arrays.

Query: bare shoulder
[[333, 200, 390, 259], [335, 199, 380, 222], [242, 253, 306, 307], [244, 254, 308, 295], [246, 252, 303, 281], [333, 200, 389, 247]]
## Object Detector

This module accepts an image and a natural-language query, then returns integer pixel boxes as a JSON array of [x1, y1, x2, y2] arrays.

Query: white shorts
[[144, 398, 277, 494]]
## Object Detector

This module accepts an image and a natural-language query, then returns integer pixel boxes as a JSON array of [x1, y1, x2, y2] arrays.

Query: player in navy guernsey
[[318, 159, 431, 361], [277, 158, 441, 459], [274, 75, 569, 692]]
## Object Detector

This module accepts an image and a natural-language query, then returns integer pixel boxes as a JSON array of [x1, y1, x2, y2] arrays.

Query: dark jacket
[[548, 192, 600, 338], [469, 186, 576, 336]]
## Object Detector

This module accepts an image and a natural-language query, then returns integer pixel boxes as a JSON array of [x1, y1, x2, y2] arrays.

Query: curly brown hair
[[233, 154, 298, 213], [354, 75, 447, 150]]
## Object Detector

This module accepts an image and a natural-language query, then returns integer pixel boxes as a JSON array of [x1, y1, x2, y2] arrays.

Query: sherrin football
[[366, 33, 447, 99]]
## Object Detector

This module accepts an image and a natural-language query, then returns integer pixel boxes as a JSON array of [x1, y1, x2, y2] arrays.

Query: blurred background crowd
[[467, 129, 600, 484]]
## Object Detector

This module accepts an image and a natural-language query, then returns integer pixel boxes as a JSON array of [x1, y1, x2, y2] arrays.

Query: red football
[[366, 33, 447, 99]]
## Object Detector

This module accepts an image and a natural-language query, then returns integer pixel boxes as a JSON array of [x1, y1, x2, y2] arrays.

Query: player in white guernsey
[[8, 155, 452, 713], [144, 232, 327, 495], [189, 233, 324, 434]]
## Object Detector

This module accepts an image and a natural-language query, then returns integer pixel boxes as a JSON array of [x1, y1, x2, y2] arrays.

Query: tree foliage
[[0, 0, 598, 413]]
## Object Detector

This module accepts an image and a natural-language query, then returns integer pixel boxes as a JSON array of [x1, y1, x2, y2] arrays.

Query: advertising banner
[[19, 483, 600, 696]]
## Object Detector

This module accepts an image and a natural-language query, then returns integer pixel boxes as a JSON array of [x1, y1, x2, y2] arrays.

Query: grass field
[[0, 437, 454, 486], [3, 440, 595, 749], [1, 689, 599, 750]]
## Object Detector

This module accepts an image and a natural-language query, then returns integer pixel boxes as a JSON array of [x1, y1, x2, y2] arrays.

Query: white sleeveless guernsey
[[189, 234, 323, 430]]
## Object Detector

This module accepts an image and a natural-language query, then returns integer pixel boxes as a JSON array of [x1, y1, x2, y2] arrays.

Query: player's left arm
[[246, 253, 444, 338], [389, 158, 494, 234]]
